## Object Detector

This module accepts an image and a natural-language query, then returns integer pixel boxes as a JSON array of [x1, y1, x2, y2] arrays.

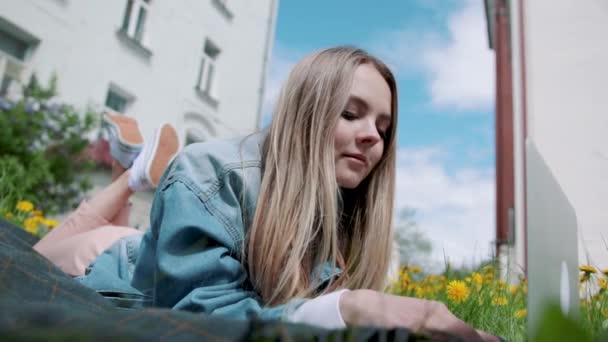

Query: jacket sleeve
[[143, 177, 306, 321]]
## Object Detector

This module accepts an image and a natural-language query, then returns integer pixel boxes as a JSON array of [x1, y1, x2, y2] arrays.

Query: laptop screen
[[526, 139, 580, 336]]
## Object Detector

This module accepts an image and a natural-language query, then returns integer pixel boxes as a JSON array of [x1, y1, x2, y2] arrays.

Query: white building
[[0, 0, 278, 143], [486, 0, 608, 277], [0, 0, 279, 227]]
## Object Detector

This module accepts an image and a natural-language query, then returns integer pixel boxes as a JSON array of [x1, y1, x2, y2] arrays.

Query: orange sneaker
[[102, 113, 144, 168], [128, 124, 179, 191]]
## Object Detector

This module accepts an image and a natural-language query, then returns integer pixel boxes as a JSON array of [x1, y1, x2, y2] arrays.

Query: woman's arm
[[132, 179, 306, 321], [340, 289, 500, 341]]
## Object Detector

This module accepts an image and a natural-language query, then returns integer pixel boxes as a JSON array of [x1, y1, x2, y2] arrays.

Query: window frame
[[195, 40, 221, 102], [121, 0, 152, 47], [212, 0, 233, 20], [0, 55, 26, 98], [104, 84, 135, 114], [0, 19, 39, 98]]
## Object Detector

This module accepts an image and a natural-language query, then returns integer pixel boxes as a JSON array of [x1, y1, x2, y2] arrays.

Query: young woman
[[35, 47, 498, 341]]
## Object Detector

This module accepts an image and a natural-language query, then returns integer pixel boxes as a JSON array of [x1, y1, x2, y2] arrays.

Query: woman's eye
[[341, 111, 357, 120]]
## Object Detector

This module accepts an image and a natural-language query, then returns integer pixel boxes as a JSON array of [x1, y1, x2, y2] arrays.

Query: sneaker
[[128, 123, 179, 191], [102, 113, 144, 169]]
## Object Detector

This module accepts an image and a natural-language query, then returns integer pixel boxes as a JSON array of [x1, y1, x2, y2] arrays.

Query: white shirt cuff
[[286, 289, 350, 330]]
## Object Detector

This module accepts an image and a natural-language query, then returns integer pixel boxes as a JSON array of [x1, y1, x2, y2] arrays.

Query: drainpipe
[[494, 0, 515, 259], [255, 0, 278, 131]]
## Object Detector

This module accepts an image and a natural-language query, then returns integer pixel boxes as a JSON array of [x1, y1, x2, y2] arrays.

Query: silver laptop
[[526, 139, 580, 337]]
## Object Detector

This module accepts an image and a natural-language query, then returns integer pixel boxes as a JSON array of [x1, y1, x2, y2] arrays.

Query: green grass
[[389, 263, 608, 341]]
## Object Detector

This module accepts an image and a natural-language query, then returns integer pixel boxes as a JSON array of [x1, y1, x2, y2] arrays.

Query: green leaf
[[533, 303, 592, 342]]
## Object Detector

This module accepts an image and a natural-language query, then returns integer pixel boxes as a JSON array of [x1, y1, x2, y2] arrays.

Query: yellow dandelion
[[484, 273, 495, 285], [465, 277, 472, 283], [599, 277, 607, 290], [23, 217, 39, 235], [580, 273, 591, 283], [471, 272, 484, 286], [514, 309, 527, 318], [580, 265, 597, 274], [42, 219, 58, 228], [32, 210, 43, 217], [410, 266, 422, 274], [446, 280, 470, 303], [415, 286, 426, 298], [423, 285, 433, 294], [492, 297, 508, 306], [16, 200, 34, 213], [497, 280, 506, 291], [602, 269, 608, 277], [509, 284, 519, 295]]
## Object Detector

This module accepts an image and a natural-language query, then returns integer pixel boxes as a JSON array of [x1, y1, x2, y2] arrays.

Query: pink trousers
[[33, 201, 142, 277]]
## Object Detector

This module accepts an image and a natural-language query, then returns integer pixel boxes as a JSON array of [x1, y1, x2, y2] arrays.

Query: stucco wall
[[520, 0, 608, 269], [0, 0, 276, 142]]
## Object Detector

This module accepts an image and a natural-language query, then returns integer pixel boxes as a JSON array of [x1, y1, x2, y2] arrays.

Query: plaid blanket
[[0, 218, 459, 341]]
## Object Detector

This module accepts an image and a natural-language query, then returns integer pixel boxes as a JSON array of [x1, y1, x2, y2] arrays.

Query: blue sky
[[264, 0, 496, 270]]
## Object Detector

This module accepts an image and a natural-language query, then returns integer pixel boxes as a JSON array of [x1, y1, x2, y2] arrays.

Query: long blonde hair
[[246, 46, 398, 305]]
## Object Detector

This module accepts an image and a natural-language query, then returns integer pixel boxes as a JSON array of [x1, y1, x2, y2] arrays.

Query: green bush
[[0, 74, 99, 215]]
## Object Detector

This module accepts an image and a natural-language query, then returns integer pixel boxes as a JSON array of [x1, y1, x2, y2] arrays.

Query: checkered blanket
[[0, 218, 446, 341]]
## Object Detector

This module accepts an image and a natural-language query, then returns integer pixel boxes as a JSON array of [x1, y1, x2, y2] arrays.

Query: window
[[0, 74, 14, 97], [105, 90, 128, 113], [121, 0, 151, 44], [0, 56, 25, 97], [104, 85, 134, 114], [0, 22, 37, 97], [0, 30, 29, 61], [196, 39, 220, 100]]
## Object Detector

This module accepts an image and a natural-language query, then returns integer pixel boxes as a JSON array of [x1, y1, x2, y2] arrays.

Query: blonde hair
[[246, 46, 398, 305]]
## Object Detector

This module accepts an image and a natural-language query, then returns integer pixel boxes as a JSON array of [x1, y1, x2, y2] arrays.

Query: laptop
[[525, 139, 580, 337]]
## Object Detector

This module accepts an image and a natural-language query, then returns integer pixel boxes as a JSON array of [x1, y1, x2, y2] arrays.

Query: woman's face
[[334, 63, 392, 189]]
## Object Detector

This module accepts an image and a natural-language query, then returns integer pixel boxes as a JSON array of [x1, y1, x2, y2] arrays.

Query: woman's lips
[[344, 153, 367, 167]]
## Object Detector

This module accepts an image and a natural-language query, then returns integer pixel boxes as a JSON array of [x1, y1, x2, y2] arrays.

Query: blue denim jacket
[[78, 132, 342, 321]]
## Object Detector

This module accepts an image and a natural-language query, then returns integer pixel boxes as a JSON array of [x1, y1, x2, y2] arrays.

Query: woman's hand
[[339, 289, 499, 342]]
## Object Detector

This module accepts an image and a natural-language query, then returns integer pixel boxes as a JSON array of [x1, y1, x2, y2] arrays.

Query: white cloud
[[372, 0, 495, 112], [395, 146, 495, 271], [423, 0, 495, 110]]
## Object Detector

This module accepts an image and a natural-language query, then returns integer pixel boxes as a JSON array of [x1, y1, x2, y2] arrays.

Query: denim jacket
[[78, 132, 342, 321]]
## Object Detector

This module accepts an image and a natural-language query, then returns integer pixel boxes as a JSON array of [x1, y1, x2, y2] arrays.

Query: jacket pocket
[[97, 290, 152, 310]]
